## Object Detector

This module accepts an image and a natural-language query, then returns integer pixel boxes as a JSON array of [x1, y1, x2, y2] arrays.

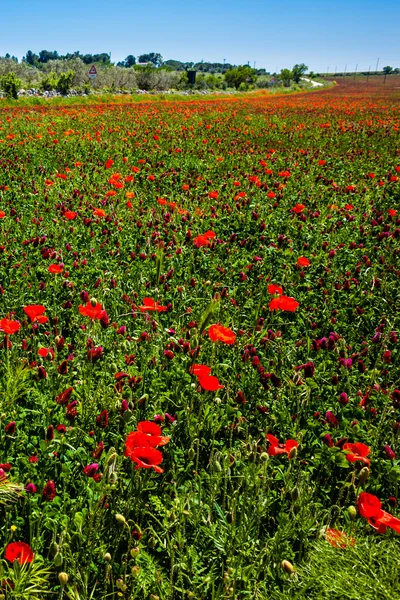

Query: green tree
[[291, 63, 308, 83], [0, 72, 22, 99], [138, 53, 163, 67], [39, 72, 59, 91], [279, 68, 292, 87], [23, 50, 39, 66], [117, 55, 136, 68], [382, 66, 393, 75], [56, 70, 75, 94], [224, 65, 257, 89]]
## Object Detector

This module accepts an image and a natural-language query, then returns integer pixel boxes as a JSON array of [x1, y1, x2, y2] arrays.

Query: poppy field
[[0, 78, 399, 599]]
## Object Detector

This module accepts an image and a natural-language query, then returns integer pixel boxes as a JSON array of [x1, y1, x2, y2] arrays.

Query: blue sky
[[1, 0, 400, 72]]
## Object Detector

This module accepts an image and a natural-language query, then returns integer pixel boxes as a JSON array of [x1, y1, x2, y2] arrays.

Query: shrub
[[39, 72, 58, 91], [56, 70, 74, 95], [0, 72, 22, 99]]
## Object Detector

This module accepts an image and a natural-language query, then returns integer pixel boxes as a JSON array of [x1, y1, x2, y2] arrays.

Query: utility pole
[[367, 65, 371, 83], [354, 63, 358, 80], [344, 64, 347, 76], [335, 65, 337, 76], [375, 57, 379, 72]]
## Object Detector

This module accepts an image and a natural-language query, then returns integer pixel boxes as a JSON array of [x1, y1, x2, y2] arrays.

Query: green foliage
[[57, 69, 75, 94], [137, 52, 163, 67], [292, 63, 308, 83], [224, 65, 257, 89], [39, 71, 59, 91], [383, 66, 393, 75], [280, 68, 292, 86], [0, 72, 22, 99]]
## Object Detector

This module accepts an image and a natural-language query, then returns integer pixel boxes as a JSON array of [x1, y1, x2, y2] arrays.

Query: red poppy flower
[[343, 442, 370, 465], [269, 295, 299, 312], [292, 203, 306, 213], [326, 528, 355, 548], [5, 542, 34, 565], [190, 364, 212, 377], [208, 324, 236, 345], [266, 434, 298, 457], [0, 318, 20, 335], [24, 305, 48, 324], [268, 284, 283, 295], [38, 347, 54, 359], [197, 374, 224, 392], [128, 446, 164, 473], [0, 211, 6, 218], [190, 364, 224, 391], [139, 298, 167, 313], [79, 302, 104, 320], [297, 256, 310, 267], [64, 211, 77, 220], [93, 208, 106, 218], [48, 264, 63, 274], [358, 492, 400, 534], [157, 197, 167, 205], [137, 421, 170, 445], [193, 230, 216, 248], [388, 209, 397, 217]]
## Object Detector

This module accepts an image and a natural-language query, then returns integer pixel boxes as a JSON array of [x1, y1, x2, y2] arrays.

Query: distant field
[[0, 77, 399, 599]]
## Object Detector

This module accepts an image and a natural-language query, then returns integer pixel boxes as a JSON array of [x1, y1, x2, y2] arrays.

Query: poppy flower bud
[[115, 514, 127, 525], [289, 446, 298, 460], [58, 572, 69, 586], [348, 505, 357, 520], [359, 467, 370, 484], [90, 297, 98, 307], [281, 560, 295, 575], [104, 552, 112, 562], [291, 486, 300, 501], [188, 447, 195, 460]]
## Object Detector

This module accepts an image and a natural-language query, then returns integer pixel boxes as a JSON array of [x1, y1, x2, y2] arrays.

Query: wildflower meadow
[[0, 77, 399, 599]]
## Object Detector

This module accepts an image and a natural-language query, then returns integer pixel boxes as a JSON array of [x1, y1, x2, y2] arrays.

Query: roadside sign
[[88, 65, 97, 78]]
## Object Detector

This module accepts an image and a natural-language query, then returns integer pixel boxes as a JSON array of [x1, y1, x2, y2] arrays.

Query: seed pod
[[348, 505, 357, 520], [260, 452, 269, 461], [291, 486, 300, 502], [359, 467, 370, 484], [115, 513, 126, 525], [281, 560, 295, 575], [214, 459, 222, 472], [131, 565, 140, 576], [130, 547, 140, 558], [54, 552, 63, 567], [58, 572, 69, 586], [104, 552, 112, 562], [49, 541, 59, 556]]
